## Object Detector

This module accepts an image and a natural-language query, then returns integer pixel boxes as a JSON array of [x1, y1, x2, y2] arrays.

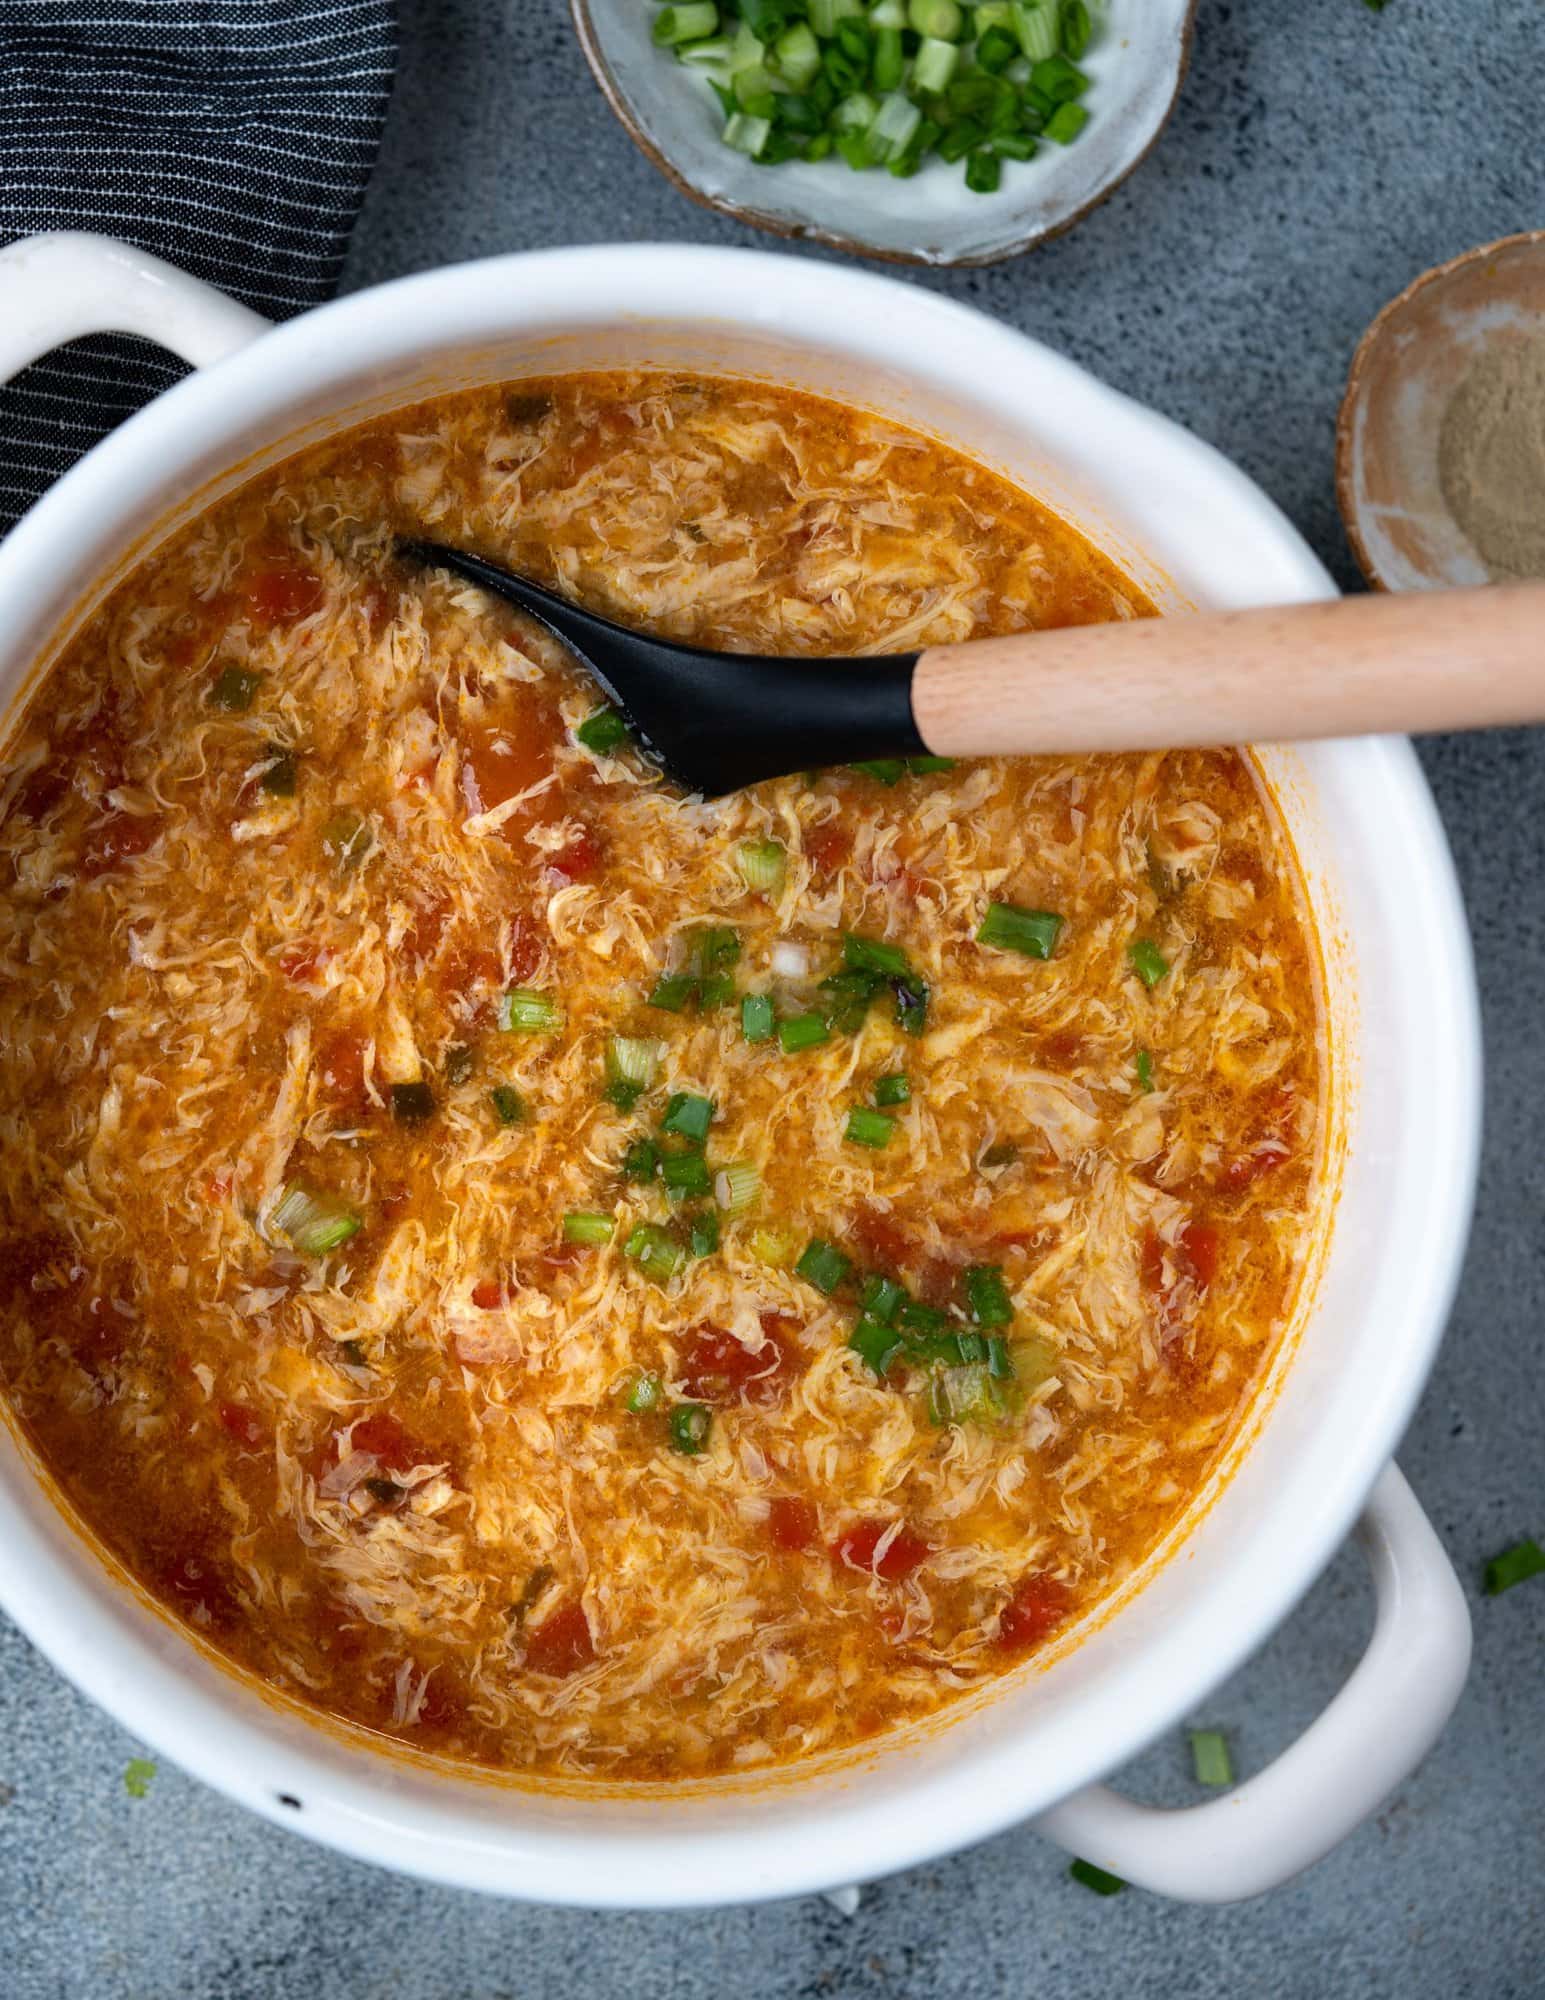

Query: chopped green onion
[[653, 1, 719, 44], [873, 24, 905, 90], [986, 1334, 1015, 1379], [698, 973, 736, 1009], [322, 808, 372, 869], [849, 1316, 904, 1376], [563, 1210, 615, 1245], [649, 973, 698, 1013], [737, 837, 787, 896], [1011, 0, 1058, 59], [490, 1083, 525, 1125], [845, 1106, 896, 1150], [974, 0, 1013, 27], [913, 35, 960, 90], [892, 972, 930, 1038], [259, 744, 296, 795], [626, 1370, 662, 1414], [974, 21, 1017, 67], [773, 19, 821, 83], [907, 754, 956, 775], [900, 1299, 948, 1337], [444, 1043, 475, 1086], [1127, 938, 1171, 988], [1190, 1729, 1233, 1787], [796, 1236, 852, 1295], [714, 1160, 762, 1215], [625, 1222, 685, 1285], [669, 1403, 712, 1455], [499, 988, 562, 1033], [964, 147, 1001, 193], [662, 1150, 713, 1199], [123, 1758, 158, 1799], [208, 665, 262, 711], [750, 1224, 797, 1267], [623, 1136, 661, 1183], [843, 933, 911, 978], [963, 1263, 1013, 1326], [1069, 1859, 1125, 1896], [694, 926, 741, 973], [909, 0, 963, 35], [575, 707, 630, 754], [606, 1035, 664, 1102], [1044, 99, 1089, 142], [810, 0, 862, 31], [1483, 1538, 1545, 1595], [740, 992, 775, 1044], [861, 1274, 906, 1324], [848, 757, 907, 783], [927, 1361, 1009, 1427], [688, 1210, 720, 1258], [273, 1180, 362, 1257], [818, 967, 877, 1034], [1059, 0, 1091, 57], [874, 1072, 911, 1107], [779, 1013, 830, 1054], [661, 1091, 714, 1142], [1031, 51, 1088, 100], [977, 902, 1064, 959], [389, 1081, 435, 1123], [723, 112, 772, 157], [869, 90, 922, 162], [678, 33, 733, 66], [1135, 1048, 1155, 1093], [981, 1140, 1018, 1168]]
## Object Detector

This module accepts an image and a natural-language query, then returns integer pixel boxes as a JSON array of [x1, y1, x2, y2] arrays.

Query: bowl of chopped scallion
[[571, 0, 1194, 264]]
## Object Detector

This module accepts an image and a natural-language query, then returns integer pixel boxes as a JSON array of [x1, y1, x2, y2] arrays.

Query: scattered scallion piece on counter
[[1069, 1859, 1125, 1896], [977, 901, 1063, 959], [1135, 1048, 1154, 1093], [1484, 1538, 1545, 1595], [874, 1072, 910, 1107], [575, 707, 630, 754], [652, 0, 1095, 188], [123, 1758, 158, 1799], [389, 1080, 435, 1123], [669, 1402, 713, 1455], [499, 988, 562, 1033], [741, 991, 775, 1043], [626, 1371, 662, 1414], [625, 1222, 686, 1285], [845, 1106, 896, 1149], [714, 1160, 763, 1215], [1127, 937, 1171, 988], [563, 1210, 616, 1245], [1190, 1729, 1233, 1787], [490, 1084, 525, 1126], [273, 1181, 362, 1256], [737, 837, 788, 896], [797, 1236, 852, 1294]]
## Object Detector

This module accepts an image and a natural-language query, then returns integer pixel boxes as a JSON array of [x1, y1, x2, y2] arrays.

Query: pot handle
[[0, 231, 270, 384], [1033, 1464, 1471, 1903]]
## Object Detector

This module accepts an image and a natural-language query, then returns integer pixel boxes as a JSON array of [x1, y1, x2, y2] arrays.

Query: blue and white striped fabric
[[0, 0, 397, 532]]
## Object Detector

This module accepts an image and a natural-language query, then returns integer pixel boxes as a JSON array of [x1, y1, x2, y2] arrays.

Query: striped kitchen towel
[[0, 0, 398, 533]]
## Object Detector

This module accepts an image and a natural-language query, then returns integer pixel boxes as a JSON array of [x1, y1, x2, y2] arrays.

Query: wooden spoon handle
[[911, 582, 1545, 758]]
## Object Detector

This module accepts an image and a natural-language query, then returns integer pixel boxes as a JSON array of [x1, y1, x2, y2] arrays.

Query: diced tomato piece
[[278, 939, 327, 984], [316, 1028, 367, 1105], [80, 809, 161, 877], [412, 1669, 467, 1734], [362, 581, 398, 638], [1140, 1228, 1166, 1292], [201, 1167, 233, 1205], [505, 913, 543, 985], [804, 820, 850, 877], [549, 826, 602, 882], [350, 1410, 413, 1465], [461, 716, 556, 827], [538, 1242, 585, 1274], [242, 560, 324, 627], [471, 1278, 504, 1310], [1043, 1028, 1086, 1067], [399, 898, 449, 968], [768, 1496, 817, 1551], [834, 1519, 931, 1582], [158, 1548, 239, 1629], [997, 1573, 1072, 1654], [379, 1183, 412, 1222], [218, 1400, 265, 1448], [12, 765, 68, 823], [1218, 1145, 1288, 1195], [1178, 1219, 1220, 1291], [525, 1598, 595, 1678], [680, 1320, 796, 1407], [849, 1204, 910, 1276]]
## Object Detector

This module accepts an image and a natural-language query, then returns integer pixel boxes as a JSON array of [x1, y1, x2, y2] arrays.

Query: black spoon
[[398, 540, 1545, 795], [397, 539, 923, 797]]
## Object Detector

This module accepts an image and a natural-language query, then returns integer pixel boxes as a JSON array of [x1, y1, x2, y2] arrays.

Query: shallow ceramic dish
[[1337, 230, 1545, 591], [571, 0, 1195, 265], [0, 230, 1478, 1908]]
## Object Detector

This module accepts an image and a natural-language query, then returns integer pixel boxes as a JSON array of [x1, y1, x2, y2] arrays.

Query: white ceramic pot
[[0, 232, 1480, 1909]]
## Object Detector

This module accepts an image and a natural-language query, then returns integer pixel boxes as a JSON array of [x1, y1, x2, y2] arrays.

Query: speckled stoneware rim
[[1335, 227, 1545, 592], [569, 0, 1197, 267]]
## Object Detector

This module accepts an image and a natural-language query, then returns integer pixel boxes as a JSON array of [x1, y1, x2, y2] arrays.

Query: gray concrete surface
[[4, 2, 1543, 1994]]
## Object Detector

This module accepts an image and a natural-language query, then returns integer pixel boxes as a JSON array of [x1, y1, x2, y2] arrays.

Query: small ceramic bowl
[[570, 0, 1196, 267], [1336, 230, 1545, 591]]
